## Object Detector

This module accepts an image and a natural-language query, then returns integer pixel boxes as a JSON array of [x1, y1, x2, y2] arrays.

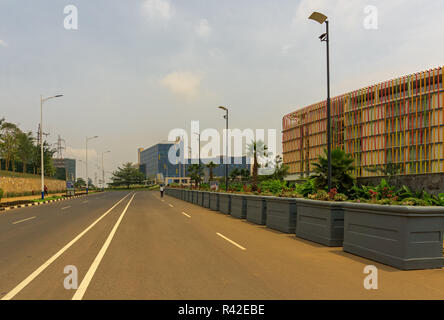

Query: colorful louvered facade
[[282, 67, 444, 178]]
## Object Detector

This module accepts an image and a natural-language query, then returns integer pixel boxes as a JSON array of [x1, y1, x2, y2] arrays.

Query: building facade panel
[[283, 67, 444, 178]]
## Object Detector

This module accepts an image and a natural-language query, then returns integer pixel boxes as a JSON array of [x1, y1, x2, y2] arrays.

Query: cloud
[[159, 71, 203, 99], [280, 44, 294, 55], [195, 19, 211, 38], [0, 39, 8, 47], [65, 147, 99, 164], [142, 0, 175, 20]]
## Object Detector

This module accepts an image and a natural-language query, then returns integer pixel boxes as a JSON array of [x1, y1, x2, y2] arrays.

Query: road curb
[[0, 193, 101, 214]]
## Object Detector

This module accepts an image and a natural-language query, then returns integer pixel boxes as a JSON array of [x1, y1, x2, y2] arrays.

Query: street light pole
[[194, 132, 201, 186], [40, 94, 63, 200], [309, 11, 332, 191], [218, 106, 229, 191], [86, 135, 98, 194], [102, 150, 111, 190]]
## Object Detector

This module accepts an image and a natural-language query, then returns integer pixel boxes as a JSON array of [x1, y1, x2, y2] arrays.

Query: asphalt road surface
[[1, 190, 444, 300]]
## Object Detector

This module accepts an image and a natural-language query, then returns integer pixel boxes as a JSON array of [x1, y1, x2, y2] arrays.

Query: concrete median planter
[[203, 192, 210, 208], [191, 190, 198, 204], [296, 199, 344, 247], [197, 191, 204, 206], [265, 197, 297, 233], [209, 192, 219, 211], [342, 202, 444, 270], [246, 195, 267, 225], [230, 194, 247, 219], [218, 193, 231, 214]]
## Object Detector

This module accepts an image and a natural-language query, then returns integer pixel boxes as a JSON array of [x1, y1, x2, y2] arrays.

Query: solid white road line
[[12, 216, 36, 224], [168, 204, 174, 208], [216, 233, 247, 251], [61, 206, 71, 210], [1, 192, 132, 300], [72, 193, 136, 300], [181, 212, 191, 218]]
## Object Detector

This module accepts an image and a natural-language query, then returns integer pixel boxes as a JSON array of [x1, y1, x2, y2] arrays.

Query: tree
[[311, 148, 355, 194], [16, 131, 35, 173], [270, 155, 290, 181], [110, 162, 145, 188], [75, 177, 86, 188], [247, 139, 269, 191], [240, 168, 250, 182], [0, 121, 20, 171], [205, 161, 218, 181], [187, 164, 203, 187], [229, 168, 240, 182]]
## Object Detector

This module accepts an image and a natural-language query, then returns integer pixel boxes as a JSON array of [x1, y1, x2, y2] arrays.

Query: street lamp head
[[54, 94, 63, 98], [319, 33, 328, 41], [309, 11, 328, 24], [218, 106, 228, 111]]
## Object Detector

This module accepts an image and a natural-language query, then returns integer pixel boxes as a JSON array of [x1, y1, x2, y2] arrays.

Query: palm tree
[[187, 164, 203, 187], [312, 148, 355, 193], [247, 139, 269, 191], [205, 161, 218, 181]]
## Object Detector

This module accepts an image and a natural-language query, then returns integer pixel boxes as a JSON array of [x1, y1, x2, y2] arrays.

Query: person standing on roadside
[[160, 185, 164, 198], [44, 185, 48, 196]]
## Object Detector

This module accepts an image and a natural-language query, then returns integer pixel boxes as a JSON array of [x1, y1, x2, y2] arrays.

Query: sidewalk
[[1, 193, 66, 203]]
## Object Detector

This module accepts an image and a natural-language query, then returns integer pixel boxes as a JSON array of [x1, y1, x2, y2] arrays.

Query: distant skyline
[[1, 0, 443, 181]]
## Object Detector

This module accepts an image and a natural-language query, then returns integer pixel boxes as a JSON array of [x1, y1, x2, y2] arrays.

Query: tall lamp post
[[102, 150, 111, 190], [218, 106, 229, 191], [40, 94, 63, 200], [86, 135, 98, 194], [309, 11, 332, 191], [193, 132, 201, 186]]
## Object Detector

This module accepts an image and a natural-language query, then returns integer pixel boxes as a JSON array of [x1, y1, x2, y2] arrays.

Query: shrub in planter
[[342, 202, 444, 270], [230, 194, 247, 219], [265, 197, 297, 233], [218, 193, 231, 214], [296, 199, 344, 247], [246, 195, 267, 225]]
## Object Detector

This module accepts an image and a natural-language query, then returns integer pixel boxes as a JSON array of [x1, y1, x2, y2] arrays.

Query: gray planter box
[[265, 197, 297, 233], [197, 191, 204, 206], [203, 192, 210, 208], [218, 193, 231, 214], [209, 192, 219, 211], [342, 202, 444, 270], [230, 194, 247, 219], [296, 199, 344, 247], [192, 191, 198, 204], [180, 189, 185, 201], [246, 195, 267, 225]]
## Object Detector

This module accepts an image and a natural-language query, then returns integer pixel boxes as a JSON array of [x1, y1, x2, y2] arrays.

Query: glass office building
[[139, 143, 250, 181], [282, 67, 444, 178]]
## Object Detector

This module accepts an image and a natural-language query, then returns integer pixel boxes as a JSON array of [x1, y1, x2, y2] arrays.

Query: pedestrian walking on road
[[160, 185, 164, 198]]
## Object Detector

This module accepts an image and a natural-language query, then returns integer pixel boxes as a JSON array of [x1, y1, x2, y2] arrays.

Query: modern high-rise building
[[282, 67, 444, 180]]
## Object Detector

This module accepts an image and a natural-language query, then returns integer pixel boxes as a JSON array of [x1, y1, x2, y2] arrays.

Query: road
[[1, 190, 444, 300]]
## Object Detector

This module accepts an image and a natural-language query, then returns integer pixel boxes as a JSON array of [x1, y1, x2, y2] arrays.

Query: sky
[[1, 0, 443, 182]]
